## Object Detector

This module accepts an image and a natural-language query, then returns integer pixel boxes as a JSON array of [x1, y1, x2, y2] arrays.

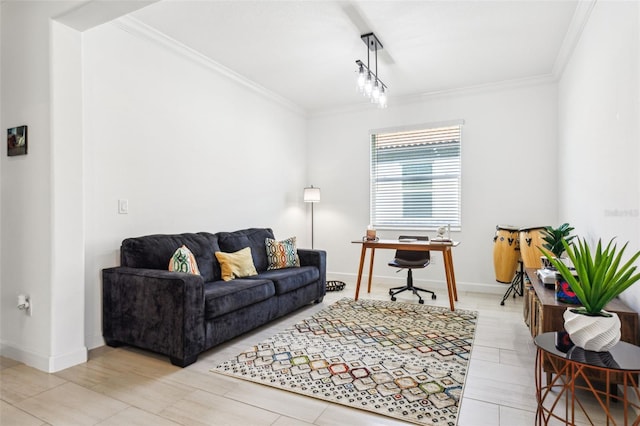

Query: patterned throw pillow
[[214, 247, 258, 281], [168, 245, 200, 275], [266, 236, 300, 270]]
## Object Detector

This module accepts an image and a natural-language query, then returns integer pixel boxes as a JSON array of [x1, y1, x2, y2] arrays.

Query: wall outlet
[[17, 294, 32, 316]]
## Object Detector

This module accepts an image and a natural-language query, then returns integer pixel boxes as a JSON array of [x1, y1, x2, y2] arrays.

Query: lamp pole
[[303, 186, 321, 249], [310, 201, 315, 249]]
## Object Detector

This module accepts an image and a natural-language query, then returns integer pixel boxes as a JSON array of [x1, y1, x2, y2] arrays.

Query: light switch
[[118, 199, 129, 214]]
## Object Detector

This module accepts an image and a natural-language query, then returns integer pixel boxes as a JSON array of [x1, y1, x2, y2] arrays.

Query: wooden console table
[[524, 268, 639, 345], [525, 268, 639, 388]]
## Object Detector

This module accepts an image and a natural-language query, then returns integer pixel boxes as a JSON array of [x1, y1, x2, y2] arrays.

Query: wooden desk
[[352, 239, 460, 311]]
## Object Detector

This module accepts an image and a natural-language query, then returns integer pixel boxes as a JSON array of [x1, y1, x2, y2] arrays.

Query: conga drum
[[519, 226, 547, 269], [493, 225, 520, 283]]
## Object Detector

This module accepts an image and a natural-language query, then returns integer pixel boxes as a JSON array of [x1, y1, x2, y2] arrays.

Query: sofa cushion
[[197, 232, 222, 281], [121, 233, 218, 282], [217, 228, 275, 272], [168, 245, 200, 275], [266, 237, 300, 270], [214, 247, 258, 281], [203, 279, 275, 319], [252, 266, 319, 295]]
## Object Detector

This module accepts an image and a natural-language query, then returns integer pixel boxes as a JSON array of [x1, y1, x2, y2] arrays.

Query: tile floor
[[0, 281, 634, 425]]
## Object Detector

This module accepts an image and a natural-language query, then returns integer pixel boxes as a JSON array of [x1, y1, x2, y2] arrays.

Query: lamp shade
[[303, 186, 321, 203]]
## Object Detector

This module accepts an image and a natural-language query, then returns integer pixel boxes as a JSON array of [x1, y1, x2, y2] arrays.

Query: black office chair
[[388, 236, 436, 305]]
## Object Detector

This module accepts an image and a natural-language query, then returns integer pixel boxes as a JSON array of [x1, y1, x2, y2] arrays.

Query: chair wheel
[[431, 294, 437, 300], [391, 297, 396, 301], [419, 299, 424, 304]]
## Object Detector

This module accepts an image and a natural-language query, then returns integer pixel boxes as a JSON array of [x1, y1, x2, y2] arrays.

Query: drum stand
[[500, 260, 524, 306]]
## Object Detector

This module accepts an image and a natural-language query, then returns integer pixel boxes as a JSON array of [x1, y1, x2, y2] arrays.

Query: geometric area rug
[[211, 298, 478, 425]]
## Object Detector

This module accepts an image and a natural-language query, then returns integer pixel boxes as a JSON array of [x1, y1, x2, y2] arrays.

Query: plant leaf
[[545, 237, 640, 314]]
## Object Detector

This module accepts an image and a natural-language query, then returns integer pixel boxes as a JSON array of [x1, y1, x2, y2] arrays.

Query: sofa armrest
[[102, 267, 205, 366], [298, 249, 327, 294]]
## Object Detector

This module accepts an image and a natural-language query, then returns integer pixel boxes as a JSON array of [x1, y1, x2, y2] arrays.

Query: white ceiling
[[128, 1, 580, 113]]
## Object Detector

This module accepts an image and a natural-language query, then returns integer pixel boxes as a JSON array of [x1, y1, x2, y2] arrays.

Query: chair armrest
[[102, 266, 205, 365]]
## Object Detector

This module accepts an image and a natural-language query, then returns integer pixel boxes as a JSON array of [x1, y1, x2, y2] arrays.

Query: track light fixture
[[356, 33, 387, 108]]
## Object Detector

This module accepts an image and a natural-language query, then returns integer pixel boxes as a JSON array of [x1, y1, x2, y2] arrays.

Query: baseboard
[[0, 341, 87, 373], [86, 333, 106, 351], [1, 341, 49, 371], [49, 347, 88, 372], [327, 272, 508, 295]]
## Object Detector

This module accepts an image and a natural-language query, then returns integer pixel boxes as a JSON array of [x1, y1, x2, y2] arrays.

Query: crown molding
[[111, 16, 307, 118], [310, 73, 557, 119], [394, 73, 557, 104], [552, 0, 597, 78]]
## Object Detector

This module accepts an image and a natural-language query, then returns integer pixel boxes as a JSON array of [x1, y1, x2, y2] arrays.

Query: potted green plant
[[541, 237, 640, 351], [542, 223, 576, 258], [540, 223, 575, 269]]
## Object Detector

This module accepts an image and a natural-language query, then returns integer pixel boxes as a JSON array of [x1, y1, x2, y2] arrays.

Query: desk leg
[[367, 248, 375, 294], [445, 249, 458, 301], [355, 245, 367, 301], [443, 250, 452, 301], [443, 249, 456, 311]]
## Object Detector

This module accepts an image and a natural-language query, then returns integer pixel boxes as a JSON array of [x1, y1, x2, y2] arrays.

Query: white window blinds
[[370, 124, 462, 230]]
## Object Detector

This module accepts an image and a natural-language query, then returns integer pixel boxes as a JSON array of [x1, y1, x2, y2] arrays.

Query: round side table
[[534, 332, 640, 425]]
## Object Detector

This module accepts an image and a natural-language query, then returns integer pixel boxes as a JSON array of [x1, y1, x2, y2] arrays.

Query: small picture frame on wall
[[7, 125, 28, 156]]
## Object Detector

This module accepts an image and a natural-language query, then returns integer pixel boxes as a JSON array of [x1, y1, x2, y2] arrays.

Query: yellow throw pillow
[[215, 247, 258, 281]]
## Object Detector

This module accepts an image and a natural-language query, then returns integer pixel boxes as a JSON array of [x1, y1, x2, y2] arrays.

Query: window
[[370, 122, 462, 230]]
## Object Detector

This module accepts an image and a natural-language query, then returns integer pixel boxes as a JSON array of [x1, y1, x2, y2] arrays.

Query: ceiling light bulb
[[364, 72, 373, 95], [357, 65, 366, 89], [379, 88, 387, 108], [372, 80, 380, 100]]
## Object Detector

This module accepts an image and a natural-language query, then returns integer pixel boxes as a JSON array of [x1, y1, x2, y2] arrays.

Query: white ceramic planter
[[563, 308, 621, 352]]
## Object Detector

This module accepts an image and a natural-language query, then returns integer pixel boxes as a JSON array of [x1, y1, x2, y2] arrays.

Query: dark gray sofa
[[102, 228, 326, 367]]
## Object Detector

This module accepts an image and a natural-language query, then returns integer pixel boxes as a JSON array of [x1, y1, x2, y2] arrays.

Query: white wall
[[49, 20, 87, 370], [1, 1, 90, 371], [558, 0, 640, 314], [82, 21, 309, 348], [1, 2, 309, 369], [307, 81, 559, 293], [1, 1, 58, 371]]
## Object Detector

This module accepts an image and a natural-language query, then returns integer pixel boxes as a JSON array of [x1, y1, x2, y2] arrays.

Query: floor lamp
[[303, 185, 321, 249]]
